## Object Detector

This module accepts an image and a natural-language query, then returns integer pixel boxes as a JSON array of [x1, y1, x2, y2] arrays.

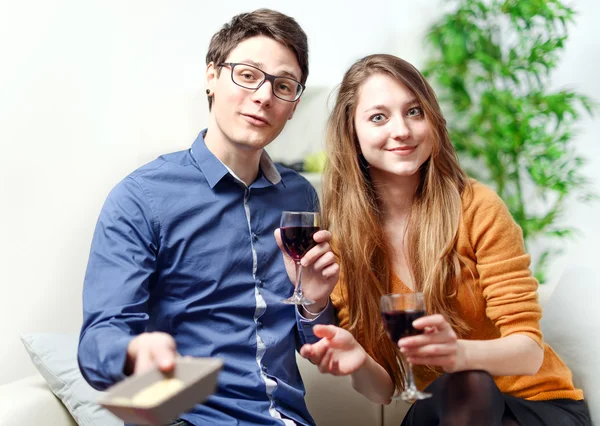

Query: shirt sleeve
[[295, 299, 337, 345], [466, 183, 543, 347], [78, 176, 160, 390]]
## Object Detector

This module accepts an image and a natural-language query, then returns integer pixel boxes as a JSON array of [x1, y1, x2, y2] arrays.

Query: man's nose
[[251, 80, 274, 106]]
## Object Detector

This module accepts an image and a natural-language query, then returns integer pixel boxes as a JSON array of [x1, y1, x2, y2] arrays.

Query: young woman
[[300, 54, 591, 426]]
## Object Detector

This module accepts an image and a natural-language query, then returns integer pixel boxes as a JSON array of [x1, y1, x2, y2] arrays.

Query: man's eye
[[278, 83, 292, 93]]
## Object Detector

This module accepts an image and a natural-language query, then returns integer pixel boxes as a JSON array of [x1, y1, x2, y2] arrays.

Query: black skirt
[[503, 395, 591, 426], [401, 395, 591, 426], [400, 371, 592, 426]]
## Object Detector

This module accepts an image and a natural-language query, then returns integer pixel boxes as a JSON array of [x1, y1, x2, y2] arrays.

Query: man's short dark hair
[[206, 8, 309, 110]]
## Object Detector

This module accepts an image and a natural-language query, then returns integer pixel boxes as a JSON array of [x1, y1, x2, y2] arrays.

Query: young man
[[78, 9, 338, 426]]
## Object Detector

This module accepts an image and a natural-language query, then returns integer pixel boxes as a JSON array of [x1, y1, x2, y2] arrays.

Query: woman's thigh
[[400, 371, 506, 426]]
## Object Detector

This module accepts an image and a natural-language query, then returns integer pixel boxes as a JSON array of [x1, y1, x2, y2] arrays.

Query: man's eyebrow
[[237, 59, 301, 81], [239, 59, 264, 68], [278, 70, 301, 81]]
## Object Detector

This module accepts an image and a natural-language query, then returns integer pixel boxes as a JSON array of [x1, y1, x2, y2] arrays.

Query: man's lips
[[240, 113, 270, 126]]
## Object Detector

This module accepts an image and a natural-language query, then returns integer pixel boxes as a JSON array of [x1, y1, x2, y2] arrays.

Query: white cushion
[[0, 374, 77, 425], [540, 265, 599, 424], [296, 354, 386, 425], [19, 332, 385, 426], [20, 333, 122, 426]]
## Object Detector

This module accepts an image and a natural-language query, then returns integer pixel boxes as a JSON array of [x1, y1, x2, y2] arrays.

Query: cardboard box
[[98, 357, 223, 425]]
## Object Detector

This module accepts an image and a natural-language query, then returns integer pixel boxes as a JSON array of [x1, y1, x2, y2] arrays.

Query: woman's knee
[[446, 370, 496, 396]]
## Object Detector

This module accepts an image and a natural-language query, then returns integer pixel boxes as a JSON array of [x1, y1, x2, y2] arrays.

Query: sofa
[[1, 265, 597, 426], [0, 338, 406, 426]]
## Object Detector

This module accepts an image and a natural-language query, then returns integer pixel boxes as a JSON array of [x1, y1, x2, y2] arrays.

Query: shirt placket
[[243, 187, 295, 426]]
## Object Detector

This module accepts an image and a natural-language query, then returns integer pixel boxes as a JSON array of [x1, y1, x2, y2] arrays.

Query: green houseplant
[[423, 0, 596, 282]]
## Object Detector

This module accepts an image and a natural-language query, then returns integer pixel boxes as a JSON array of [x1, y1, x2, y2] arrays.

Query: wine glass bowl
[[280, 211, 320, 305], [280, 225, 319, 261], [380, 293, 432, 402]]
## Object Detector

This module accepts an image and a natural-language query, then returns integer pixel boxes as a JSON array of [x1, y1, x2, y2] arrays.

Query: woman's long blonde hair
[[322, 54, 471, 390]]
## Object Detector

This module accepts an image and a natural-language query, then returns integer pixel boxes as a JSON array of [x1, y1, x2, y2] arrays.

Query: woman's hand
[[300, 325, 367, 376], [397, 314, 467, 373]]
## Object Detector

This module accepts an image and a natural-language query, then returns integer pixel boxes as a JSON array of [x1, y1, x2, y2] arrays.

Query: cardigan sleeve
[[464, 182, 543, 347]]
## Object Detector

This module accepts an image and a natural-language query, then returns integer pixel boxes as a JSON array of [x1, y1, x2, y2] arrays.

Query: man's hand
[[125, 332, 178, 376], [274, 228, 339, 312]]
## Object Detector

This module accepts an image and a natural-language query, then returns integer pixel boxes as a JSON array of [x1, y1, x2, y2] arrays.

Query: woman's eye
[[370, 113, 386, 123], [407, 107, 423, 117]]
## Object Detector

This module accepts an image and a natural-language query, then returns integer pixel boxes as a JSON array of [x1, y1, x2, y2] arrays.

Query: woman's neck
[[370, 168, 421, 222]]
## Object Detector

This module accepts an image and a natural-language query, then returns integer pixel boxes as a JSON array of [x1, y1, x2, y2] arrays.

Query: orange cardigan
[[331, 180, 583, 401]]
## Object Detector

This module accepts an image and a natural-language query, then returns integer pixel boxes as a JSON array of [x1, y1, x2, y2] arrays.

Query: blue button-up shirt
[[78, 130, 335, 426]]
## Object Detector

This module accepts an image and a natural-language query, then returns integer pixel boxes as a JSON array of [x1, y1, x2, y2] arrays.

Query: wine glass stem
[[294, 261, 304, 298], [406, 361, 418, 392]]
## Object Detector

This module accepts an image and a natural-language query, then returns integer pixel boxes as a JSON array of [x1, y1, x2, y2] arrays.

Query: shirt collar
[[190, 129, 282, 188]]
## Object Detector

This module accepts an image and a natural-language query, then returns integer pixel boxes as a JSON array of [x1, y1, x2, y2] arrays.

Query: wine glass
[[380, 292, 432, 402], [280, 211, 320, 305]]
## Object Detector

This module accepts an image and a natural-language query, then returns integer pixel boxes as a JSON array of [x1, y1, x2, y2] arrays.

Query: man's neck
[[204, 129, 262, 186]]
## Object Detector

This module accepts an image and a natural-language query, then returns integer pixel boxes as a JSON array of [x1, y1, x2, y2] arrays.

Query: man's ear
[[288, 98, 300, 120], [205, 62, 217, 94]]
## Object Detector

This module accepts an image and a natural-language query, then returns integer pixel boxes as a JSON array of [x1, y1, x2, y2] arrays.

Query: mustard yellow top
[[332, 180, 583, 401]]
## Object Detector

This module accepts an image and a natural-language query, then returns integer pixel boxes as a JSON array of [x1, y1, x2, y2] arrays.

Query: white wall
[[0, 0, 598, 385], [543, 0, 600, 290]]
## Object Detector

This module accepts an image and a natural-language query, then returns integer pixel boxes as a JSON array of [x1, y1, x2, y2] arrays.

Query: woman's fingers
[[318, 349, 335, 374], [406, 354, 457, 370], [301, 338, 330, 365], [399, 332, 454, 348], [313, 324, 339, 340], [401, 343, 456, 358], [412, 314, 451, 331], [398, 314, 457, 348], [396, 315, 460, 371]]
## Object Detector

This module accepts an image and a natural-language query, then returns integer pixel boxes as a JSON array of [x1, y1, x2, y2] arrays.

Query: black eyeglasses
[[218, 62, 305, 102]]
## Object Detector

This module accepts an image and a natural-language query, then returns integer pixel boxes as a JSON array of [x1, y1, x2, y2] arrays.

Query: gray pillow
[[540, 265, 599, 424], [20, 333, 123, 426]]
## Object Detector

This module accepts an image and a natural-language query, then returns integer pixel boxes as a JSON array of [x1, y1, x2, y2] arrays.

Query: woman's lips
[[388, 146, 416, 156]]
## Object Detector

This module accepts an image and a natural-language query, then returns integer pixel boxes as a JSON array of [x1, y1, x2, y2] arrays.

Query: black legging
[[400, 370, 519, 426]]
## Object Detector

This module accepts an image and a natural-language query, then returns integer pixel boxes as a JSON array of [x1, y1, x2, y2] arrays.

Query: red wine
[[280, 226, 320, 261], [382, 310, 425, 342]]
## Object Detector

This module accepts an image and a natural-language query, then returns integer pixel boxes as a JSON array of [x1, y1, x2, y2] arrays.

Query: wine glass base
[[281, 294, 315, 305], [398, 389, 432, 403]]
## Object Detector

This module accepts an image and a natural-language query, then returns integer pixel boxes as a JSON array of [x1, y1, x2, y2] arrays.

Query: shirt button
[[257, 321, 263, 329], [262, 365, 268, 373], [252, 233, 258, 241], [258, 280, 264, 288]]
